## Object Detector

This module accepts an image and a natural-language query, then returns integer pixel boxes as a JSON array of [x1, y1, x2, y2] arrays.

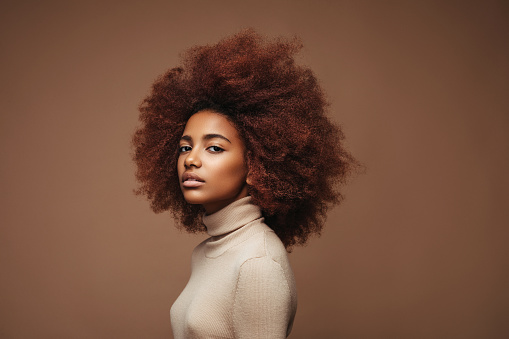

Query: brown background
[[1, 1, 508, 338]]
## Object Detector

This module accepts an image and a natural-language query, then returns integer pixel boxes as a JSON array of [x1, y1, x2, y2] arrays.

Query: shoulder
[[236, 256, 291, 297], [235, 222, 288, 264], [236, 226, 295, 290], [263, 229, 289, 262]]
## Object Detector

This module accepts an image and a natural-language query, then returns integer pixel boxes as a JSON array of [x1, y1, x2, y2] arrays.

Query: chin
[[181, 191, 207, 206]]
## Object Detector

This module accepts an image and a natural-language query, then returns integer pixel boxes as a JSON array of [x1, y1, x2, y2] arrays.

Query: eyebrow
[[180, 134, 231, 143]]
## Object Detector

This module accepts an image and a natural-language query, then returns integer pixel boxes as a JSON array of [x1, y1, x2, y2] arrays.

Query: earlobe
[[245, 155, 253, 186]]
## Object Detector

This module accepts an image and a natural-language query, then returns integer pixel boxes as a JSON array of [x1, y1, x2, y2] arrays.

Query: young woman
[[133, 29, 356, 338]]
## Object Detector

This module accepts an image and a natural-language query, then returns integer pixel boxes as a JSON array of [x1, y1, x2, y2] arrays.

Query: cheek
[[220, 158, 247, 181], [206, 155, 245, 184]]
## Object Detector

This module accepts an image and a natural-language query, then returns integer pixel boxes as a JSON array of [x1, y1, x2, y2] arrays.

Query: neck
[[202, 196, 262, 237], [202, 186, 249, 215]]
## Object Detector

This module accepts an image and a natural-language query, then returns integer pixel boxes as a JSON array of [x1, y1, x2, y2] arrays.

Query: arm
[[233, 257, 293, 339]]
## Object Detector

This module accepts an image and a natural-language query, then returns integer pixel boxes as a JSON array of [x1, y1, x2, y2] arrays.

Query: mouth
[[182, 172, 205, 188]]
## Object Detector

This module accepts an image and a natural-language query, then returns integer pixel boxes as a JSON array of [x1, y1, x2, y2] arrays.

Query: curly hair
[[133, 29, 356, 249]]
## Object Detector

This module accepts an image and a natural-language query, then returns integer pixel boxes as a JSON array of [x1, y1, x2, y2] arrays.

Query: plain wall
[[1, 1, 508, 338]]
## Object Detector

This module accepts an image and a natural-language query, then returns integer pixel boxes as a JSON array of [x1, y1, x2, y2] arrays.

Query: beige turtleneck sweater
[[170, 196, 297, 338]]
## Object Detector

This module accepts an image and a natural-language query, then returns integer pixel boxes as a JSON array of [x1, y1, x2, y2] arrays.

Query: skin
[[177, 110, 250, 214]]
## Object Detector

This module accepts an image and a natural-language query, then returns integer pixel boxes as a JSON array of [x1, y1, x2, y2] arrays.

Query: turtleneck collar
[[202, 196, 263, 237]]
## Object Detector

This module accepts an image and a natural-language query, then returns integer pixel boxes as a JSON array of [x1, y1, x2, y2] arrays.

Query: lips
[[182, 172, 205, 188]]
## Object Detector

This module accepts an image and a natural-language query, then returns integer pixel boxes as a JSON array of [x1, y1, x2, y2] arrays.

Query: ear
[[245, 153, 253, 186]]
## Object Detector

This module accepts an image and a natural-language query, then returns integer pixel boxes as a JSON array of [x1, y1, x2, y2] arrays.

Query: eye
[[207, 145, 224, 153], [178, 145, 192, 153]]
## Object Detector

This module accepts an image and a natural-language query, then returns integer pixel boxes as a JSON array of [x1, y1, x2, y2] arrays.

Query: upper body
[[134, 29, 356, 339], [170, 196, 297, 339]]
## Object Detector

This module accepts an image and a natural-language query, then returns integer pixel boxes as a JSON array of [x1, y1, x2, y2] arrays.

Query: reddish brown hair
[[133, 29, 356, 249]]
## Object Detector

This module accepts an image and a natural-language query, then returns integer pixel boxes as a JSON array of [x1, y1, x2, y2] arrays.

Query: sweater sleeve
[[233, 257, 293, 339]]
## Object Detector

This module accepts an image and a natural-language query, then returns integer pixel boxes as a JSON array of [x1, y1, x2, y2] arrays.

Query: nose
[[184, 148, 201, 168]]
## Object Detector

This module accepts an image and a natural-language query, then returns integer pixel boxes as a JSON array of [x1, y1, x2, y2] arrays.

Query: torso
[[170, 197, 297, 339]]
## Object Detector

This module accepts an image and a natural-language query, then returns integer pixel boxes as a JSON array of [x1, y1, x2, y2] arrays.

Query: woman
[[133, 29, 356, 338]]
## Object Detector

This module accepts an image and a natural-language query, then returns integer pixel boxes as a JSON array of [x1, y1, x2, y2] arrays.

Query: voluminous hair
[[133, 29, 357, 249]]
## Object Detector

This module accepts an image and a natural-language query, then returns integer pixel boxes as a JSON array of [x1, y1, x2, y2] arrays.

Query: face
[[177, 110, 250, 214]]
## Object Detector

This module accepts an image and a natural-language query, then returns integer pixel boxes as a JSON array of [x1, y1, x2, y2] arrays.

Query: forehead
[[183, 110, 240, 139]]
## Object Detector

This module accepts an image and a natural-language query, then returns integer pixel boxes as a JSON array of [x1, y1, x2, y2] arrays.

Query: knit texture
[[170, 196, 297, 338]]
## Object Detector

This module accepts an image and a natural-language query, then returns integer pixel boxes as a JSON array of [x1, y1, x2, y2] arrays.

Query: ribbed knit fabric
[[170, 196, 297, 338]]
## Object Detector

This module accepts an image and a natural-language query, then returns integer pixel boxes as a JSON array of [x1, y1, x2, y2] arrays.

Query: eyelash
[[207, 146, 224, 153], [178, 145, 224, 153], [178, 145, 192, 153]]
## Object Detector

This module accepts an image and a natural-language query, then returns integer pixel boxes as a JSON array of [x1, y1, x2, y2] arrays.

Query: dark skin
[[133, 30, 356, 248], [177, 110, 251, 214]]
